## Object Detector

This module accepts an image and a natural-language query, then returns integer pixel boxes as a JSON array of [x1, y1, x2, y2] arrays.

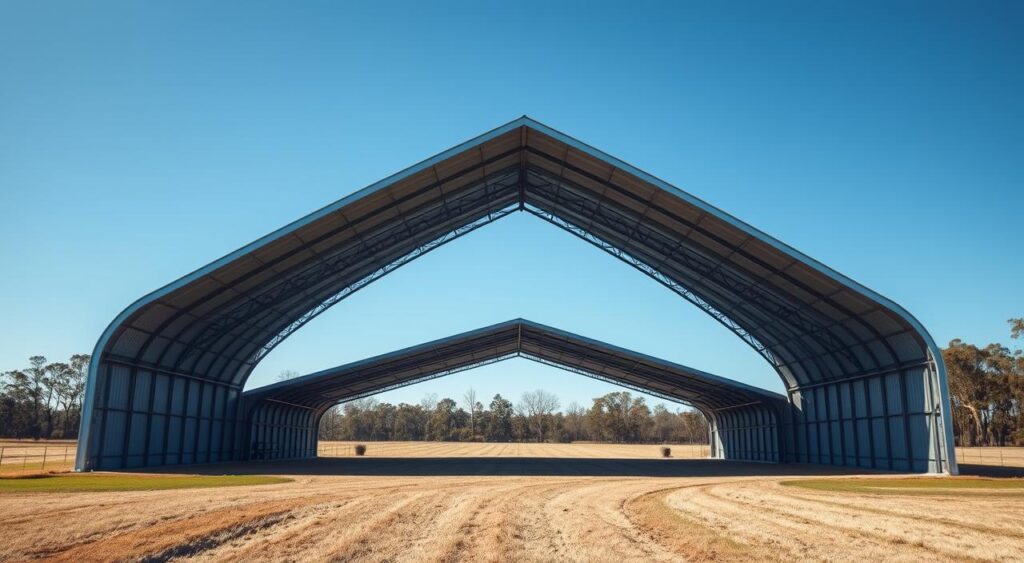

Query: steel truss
[[522, 202, 777, 365], [324, 351, 697, 412], [250, 204, 520, 366], [176, 168, 523, 379], [323, 353, 520, 408], [517, 353, 694, 408]]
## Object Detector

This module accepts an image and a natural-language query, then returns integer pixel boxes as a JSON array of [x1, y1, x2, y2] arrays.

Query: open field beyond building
[[1, 443, 1024, 561], [317, 441, 710, 459]]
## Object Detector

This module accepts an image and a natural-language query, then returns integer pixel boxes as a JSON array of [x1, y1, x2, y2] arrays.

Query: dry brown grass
[[317, 440, 711, 459], [4, 472, 1022, 562], [1, 443, 1023, 561], [956, 446, 1024, 467], [0, 441, 77, 475]]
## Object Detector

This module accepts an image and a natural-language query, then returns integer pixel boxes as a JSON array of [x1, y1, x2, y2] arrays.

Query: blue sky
[[1, 1, 1021, 411]]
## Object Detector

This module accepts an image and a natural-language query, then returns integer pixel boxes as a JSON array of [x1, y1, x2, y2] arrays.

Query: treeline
[[0, 354, 89, 439], [319, 389, 710, 444], [3, 317, 1020, 446], [944, 318, 1024, 447]]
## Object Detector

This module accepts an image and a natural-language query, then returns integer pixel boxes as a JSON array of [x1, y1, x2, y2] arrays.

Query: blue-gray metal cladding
[[76, 117, 957, 474], [241, 319, 789, 463]]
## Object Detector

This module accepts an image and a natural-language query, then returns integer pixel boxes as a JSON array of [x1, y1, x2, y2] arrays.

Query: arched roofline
[[242, 318, 789, 414], [78, 117, 956, 474]]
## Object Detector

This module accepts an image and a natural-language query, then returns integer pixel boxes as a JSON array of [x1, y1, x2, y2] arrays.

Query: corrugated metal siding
[[86, 362, 246, 470], [778, 368, 945, 472]]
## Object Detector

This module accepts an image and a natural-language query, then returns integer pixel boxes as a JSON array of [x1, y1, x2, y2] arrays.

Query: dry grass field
[[317, 441, 710, 459], [0, 440, 77, 475], [2, 442, 1024, 562]]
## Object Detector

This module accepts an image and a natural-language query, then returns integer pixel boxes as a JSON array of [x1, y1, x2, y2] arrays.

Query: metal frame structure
[[243, 320, 788, 462], [76, 117, 957, 474]]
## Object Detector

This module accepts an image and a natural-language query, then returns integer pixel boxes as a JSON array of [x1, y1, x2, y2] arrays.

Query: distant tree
[[943, 320, 1024, 447], [26, 356, 47, 438], [564, 402, 587, 442], [586, 392, 653, 443], [319, 406, 344, 440], [652, 404, 675, 443], [393, 403, 426, 440], [0, 353, 89, 439], [485, 394, 514, 441], [65, 354, 89, 436], [1011, 318, 1024, 340], [277, 369, 300, 382], [428, 398, 463, 441], [519, 389, 559, 442], [314, 389, 710, 446], [463, 387, 479, 439], [943, 339, 987, 446], [1, 370, 33, 438], [43, 362, 70, 437], [420, 392, 438, 411]]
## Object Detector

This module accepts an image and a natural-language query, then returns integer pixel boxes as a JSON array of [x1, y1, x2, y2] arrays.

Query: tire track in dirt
[[699, 481, 1017, 560], [624, 484, 758, 562], [37, 497, 327, 562], [403, 479, 568, 562], [655, 480, 1020, 562], [542, 479, 683, 562], [773, 481, 1024, 536], [674, 482, 911, 561], [8, 468, 1024, 562]]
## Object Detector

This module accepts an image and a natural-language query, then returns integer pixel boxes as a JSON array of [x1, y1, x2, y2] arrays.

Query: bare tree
[[519, 389, 559, 442], [277, 369, 300, 382], [419, 392, 438, 411], [463, 387, 479, 438], [564, 402, 586, 442]]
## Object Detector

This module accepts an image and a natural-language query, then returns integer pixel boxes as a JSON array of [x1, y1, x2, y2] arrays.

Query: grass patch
[[0, 461, 75, 473], [782, 477, 1024, 496], [0, 473, 291, 493], [627, 488, 754, 561]]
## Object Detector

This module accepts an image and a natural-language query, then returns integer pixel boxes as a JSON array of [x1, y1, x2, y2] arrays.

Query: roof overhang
[[242, 319, 788, 414]]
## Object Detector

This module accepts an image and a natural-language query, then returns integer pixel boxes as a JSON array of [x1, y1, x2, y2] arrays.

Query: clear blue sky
[[1, 1, 1021, 412]]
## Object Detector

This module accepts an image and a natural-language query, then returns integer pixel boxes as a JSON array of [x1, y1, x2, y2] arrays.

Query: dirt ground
[[2, 453, 1023, 562]]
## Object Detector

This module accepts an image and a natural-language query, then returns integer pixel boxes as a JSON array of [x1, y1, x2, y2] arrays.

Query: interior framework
[[76, 117, 957, 473], [244, 319, 790, 462]]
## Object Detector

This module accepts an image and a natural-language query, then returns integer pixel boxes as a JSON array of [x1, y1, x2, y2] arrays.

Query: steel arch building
[[244, 319, 790, 462], [76, 117, 957, 474]]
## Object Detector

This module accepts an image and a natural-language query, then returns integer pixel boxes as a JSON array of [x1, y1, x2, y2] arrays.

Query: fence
[[954, 447, 1024, 468], [0, 444, 78, 475]]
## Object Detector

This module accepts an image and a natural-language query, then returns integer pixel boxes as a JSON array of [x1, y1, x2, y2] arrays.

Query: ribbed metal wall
[[87, 364, 244, 469], [247, 401, 319, 461], [781, 365, 946, 472], [710, 405, 782, 463]]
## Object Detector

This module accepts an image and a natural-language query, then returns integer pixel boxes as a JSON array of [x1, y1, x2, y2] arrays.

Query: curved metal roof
[[243, 319, 787, 414], [82, 117, 952, 456]]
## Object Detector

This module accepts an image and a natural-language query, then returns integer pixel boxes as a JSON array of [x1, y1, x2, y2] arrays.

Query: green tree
[[26, 356, 48, 438], [1009, 318, 1024, 340], [485, 394, 514, 441]]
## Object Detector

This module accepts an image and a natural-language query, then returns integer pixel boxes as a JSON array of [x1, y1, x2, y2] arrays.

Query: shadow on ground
[[143, 457, 865, 478], [957, 464, 1024, 478]]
